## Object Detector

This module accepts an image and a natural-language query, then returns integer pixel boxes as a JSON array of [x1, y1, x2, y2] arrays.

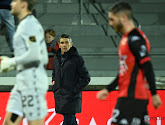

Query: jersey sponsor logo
[[29, 36, 36, 43], [139, 45, 147, 57], [119, 52, 128, 76], [131, 36, 140, 42]]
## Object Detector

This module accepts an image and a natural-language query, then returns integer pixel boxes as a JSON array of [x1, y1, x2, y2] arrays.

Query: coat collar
[[56, 46, 78, 57]]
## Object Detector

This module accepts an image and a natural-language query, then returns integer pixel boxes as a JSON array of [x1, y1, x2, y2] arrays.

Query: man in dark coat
[[52, 33, 90, 125]]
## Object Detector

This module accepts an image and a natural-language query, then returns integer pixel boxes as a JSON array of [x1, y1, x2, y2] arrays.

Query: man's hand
[[96, 89, 109, 100], [0, 56, 16, 73], [152, 94, 162, 109]]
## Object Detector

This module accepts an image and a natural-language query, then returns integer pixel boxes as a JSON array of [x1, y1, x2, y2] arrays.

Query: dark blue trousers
[[62, 113, 78, 125]]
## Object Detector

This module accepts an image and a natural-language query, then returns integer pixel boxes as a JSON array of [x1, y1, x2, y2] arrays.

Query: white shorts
[[6, 87, 48, 121]]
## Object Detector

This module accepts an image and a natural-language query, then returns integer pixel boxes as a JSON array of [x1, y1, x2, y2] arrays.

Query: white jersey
[[7, 15, 48, 120], [13, 14, 48, 91]]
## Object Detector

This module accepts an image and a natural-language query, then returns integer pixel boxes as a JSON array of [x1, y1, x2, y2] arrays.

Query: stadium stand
[[0, 0, 165, 91]]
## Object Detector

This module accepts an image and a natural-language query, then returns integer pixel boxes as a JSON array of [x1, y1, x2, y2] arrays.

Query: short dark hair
[[109, 2, 133, 19], [59, 33, 72, 42], [21, 0, 35, 11], [60, 33, 70, 39]]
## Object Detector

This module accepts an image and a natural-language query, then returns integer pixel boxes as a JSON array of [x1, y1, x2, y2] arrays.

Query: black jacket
[[52, 46, 90, 114], [0, 0, 12, 10]]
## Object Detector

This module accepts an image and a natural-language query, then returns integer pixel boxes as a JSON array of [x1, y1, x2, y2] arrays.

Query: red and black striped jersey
[[118, 28, 151, 100], [107, 28, 156, 100]]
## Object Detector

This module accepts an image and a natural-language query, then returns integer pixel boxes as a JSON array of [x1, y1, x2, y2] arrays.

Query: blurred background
[[0, 0, 165, 91]]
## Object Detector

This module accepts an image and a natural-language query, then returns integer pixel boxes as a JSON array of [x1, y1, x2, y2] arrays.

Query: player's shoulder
[[19, 15, 43, 33], [128, 28, 145, 44], [18, 15, 44, 36]]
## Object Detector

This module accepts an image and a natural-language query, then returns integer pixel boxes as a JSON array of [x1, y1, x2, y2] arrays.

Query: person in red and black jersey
[[97, 2, 162, 125]]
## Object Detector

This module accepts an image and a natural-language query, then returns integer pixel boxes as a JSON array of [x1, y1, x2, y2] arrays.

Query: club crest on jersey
[[119, 54, 128, 76], [29, 36, 36, 43]]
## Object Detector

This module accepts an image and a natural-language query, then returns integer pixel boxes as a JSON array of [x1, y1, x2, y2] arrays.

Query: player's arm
[[141, 59, 162, 108], [14, 34, 43, 67], [128, 35, 156, 95], [142, 61, 156, 95], [128, 35, 161, 108], [97, 74, 118, 100], [106, 75, 118, 92]]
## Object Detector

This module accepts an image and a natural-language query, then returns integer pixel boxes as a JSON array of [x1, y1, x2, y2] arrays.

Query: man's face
[[10, 0, 23, 15], [45, 33, 55, 43], [59, 38, 73, 54], [108, 12, 123, 33]]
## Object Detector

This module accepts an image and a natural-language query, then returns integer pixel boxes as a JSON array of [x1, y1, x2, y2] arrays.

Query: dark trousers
[[62, 113, 78, 125]]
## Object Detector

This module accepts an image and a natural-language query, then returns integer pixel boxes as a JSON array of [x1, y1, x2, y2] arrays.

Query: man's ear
[[121, 12, 128, 22], [21, 1, 28, 10], [70, 42, 73, 47]]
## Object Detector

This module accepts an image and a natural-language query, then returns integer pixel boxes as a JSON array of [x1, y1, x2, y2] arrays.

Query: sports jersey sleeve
[[106, 74, 118, 92], [128, 35, 150, 64], [128, 35, 157, 95], [142, 61, 157, 95], [14, 33, 43, 67]]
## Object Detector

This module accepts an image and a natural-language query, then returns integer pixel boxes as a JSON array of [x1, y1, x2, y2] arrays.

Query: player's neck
[[121, 21, 136, 34], [18, 11, 32, 21]]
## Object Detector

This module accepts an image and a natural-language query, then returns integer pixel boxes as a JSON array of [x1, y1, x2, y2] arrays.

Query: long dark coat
[[52, 46, 90, 114]]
